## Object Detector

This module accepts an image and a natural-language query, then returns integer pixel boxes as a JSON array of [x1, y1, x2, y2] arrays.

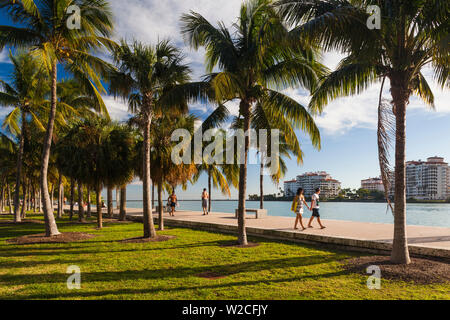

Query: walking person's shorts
[[312, 209, 320, 218]]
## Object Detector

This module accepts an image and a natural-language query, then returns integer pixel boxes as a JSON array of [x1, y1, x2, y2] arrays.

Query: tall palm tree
[[0, 52, 48, 222], [236, 100, 307, 209], [181, 0, 323, 245], [277, 0, 449, 264], [194, 105, 238, 213], [0, 0, 115, 236], [110, 40, 195, 238], [131, 112, 198, 230], [56, 118, 135, 228], [152, 114, 197, 230], [0, 132, 16, 214]]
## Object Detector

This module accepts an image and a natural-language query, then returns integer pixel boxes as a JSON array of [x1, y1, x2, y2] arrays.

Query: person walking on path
[[202, 188, 209, 215], [291, 188, 309, 230], [169, 191, 177, 217], [308, 188, 326, 229]]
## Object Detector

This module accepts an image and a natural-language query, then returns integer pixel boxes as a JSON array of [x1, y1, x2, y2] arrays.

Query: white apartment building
[[284, 172, 341, 198], [404, 157, 450, 200], [283, 179, 300, 197], [361, 177, 384, 192]]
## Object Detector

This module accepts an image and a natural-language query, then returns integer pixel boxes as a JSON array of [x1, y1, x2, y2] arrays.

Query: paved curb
[[119, 213, 450, 260]]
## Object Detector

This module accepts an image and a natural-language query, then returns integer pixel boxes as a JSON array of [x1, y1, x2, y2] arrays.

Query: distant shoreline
[[124, 199, 450, 204]]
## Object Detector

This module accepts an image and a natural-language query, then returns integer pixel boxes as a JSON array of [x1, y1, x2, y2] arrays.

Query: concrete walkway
[[115, 208, 450, 259]]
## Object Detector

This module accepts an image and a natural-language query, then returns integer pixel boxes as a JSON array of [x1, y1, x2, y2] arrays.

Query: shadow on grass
[[2, 269, 350, 300], [0, 259, 88, 269], [0, 238, 267, 257], [0, 253, 344, 286]]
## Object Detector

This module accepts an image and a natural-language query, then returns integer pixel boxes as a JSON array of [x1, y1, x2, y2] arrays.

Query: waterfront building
[[388, 156, 449, 200], [361, 177, 385, 192], [284, 172, 341, 198], [404, 157, 449, 200]]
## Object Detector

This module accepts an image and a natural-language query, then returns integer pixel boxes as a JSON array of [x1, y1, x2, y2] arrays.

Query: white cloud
[[0, 50, 11, 63], [110, 0, 243, 80], [282, 55, 450, 135], [107, 1, 450, 135], [102, 95, 131, 121]]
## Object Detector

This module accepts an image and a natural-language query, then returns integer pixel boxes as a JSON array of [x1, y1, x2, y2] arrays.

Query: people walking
[[291, 188, 309, 230], [308, 188, 326, 229], [202, 188, 209, 215]]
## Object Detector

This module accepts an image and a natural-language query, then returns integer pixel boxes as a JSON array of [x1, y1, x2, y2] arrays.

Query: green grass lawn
[[0, 214, 449, 300]]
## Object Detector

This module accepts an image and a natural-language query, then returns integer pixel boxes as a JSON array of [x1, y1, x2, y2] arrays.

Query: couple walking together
[[291, 188, 326, 230]]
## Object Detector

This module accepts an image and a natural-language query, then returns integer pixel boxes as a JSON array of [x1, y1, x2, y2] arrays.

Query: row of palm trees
[[0, 0, 448, 265]]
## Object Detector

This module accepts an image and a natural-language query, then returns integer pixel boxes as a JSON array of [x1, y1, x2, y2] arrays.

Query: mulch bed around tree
[[196, 272, 227, 280], [0, 220, 45, 225], [7, 232, 96, 245], [344, 255, 450, 284], [219, 241, 260, 248], [121, 235, 176, 243]]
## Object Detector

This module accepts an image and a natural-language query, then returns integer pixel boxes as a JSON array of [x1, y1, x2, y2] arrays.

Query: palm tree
[[153, 114, 198, 230], [194, 105, 238, 213], [277, 0, 449, 264], [56, 118, 135, 228], [132, 112, 198, 230], [110, 40, 195, 238], [236, 100, 307, 209], [0, 52, 49, 222], [0, 0, 115, 236], [181, 0, 323, 245], [0, 133, 16, 214]]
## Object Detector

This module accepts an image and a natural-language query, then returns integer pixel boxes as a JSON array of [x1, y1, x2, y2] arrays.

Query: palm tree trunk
[[87, 186, 91, 218], [390, 84, 411, 264], [7, 183, 12, 215], [158, 178, 164, 231], [69, 178, 75, 220], [77, 182, 85, 222], [208, 169, 212, 213], [50, 183, 54, 212], [116, 188, 120, 210], [32, 183, 37, 213], [260, 162, 264, 209], [237, 101, 250, 245], [96, 184, 102, 229], [142, 113, 156, 238], [57, 173, 63, 218], [40, 61, 60, 236], [13, 118, 25, 223], [107, 187, 113, 218], [0, 181, 4, 213], [20, 179, 27, 219], [152, 184, 155, 208], [37, 188, 41, 213], [119, 186, 127, 221]]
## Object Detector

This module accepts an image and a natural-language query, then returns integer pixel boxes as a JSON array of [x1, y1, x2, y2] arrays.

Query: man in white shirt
[[308, 188, 326, 229]]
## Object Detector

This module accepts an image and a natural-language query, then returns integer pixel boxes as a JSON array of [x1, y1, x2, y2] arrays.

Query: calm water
[[121, 200, 450, 228]]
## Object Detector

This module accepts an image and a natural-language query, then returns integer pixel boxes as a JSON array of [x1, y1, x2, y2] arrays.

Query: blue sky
[[0, 1, 449, 200]]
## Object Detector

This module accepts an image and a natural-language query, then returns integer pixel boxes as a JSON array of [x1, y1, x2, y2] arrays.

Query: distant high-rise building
[[361, 177, 384, 192], [284, 172, 341, 198], [390, 156, 449, 200]]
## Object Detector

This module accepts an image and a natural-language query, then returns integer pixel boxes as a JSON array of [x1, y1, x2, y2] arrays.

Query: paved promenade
[[115, 208, 450, 259]]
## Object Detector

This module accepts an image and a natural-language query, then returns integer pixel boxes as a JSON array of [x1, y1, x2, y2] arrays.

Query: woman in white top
[[291, 188, 310, 230]]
